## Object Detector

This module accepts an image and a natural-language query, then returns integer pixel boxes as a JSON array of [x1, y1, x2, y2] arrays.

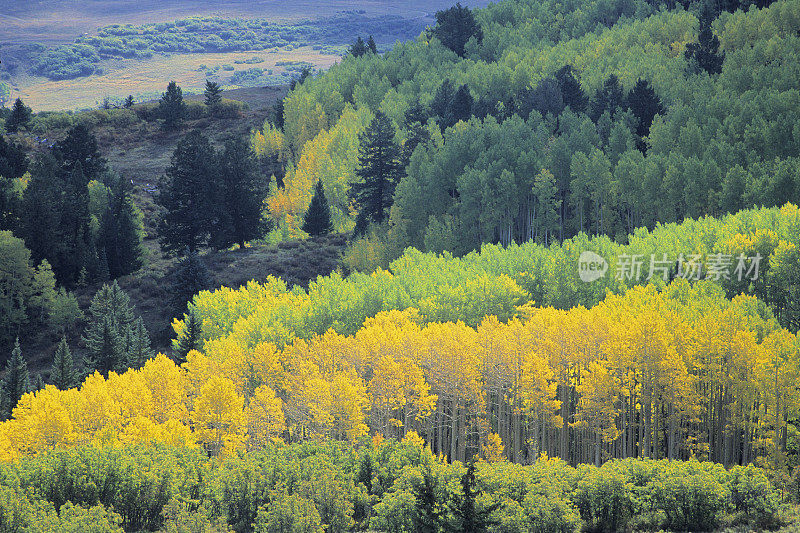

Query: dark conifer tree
[[175, 308, 202, 363], [5, 98, 32, 133], [590, 74, 625, 122], [99, 176, 144, 278], [447, 84, 474, 126], [518, 77, 565, 119], [125, 316, 153, 369], [350, 111, 403, 233], [432, 3, 483, 57], [412, 465, 442, 533], [171, 249, 212, 314], [82, 281, 136, 374], [158, 81, 186, 130], [302, 180, 334, 236], [447, 459, 499, 533], [350, 37, 369, 58], [367, 35, 378, 54], [272, 98, 285, 130], [52, 124, 106, 179], [210, 137, 268, 250], [1, 338, 30, 420], [626, 79, 665, 139], [430, 80, 456, 122], [21, 154, 62, 270], [157, 130, 215, 254], [555, 65, 588, 113], [50, 336, 76, 390], [123, 95, 135, 108], [57, 163, 93, 286], [204, 80, 223, 108], [0, 134, 28, 179], [685, 9, 725, 75]]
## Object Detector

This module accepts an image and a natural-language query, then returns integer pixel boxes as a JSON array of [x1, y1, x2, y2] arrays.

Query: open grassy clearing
[[9, 47, 339, 111]]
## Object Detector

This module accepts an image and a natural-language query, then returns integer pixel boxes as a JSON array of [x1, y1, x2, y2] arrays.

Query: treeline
[[259, 0, 800, 259], [0, 439, 789, 532]]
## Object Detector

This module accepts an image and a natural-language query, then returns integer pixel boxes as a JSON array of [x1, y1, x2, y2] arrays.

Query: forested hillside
[[2, 0, 800, 531]]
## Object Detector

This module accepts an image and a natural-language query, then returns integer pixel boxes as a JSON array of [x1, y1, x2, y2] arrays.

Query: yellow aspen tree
[[192, 376, 246, 456], [246, 384, 286, 449]]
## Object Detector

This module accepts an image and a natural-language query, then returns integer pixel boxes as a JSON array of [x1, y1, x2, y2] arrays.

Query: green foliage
[[82, 281, 143, 374], [432, 3, 483, 58], [204, 80, 222, 109], [254, 494, 324, 533]]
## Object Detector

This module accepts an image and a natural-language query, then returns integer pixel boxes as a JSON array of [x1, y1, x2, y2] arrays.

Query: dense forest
[[2, 0, 800, 530]]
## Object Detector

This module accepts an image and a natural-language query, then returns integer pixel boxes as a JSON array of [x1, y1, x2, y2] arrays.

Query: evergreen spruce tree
[[125, 317, 153, 369], [349, 37, 368, 57], [52, 123, 107, 179], [99, 176, 144, 278], [447, 459, 499, 533], [555, 65, 588, 113], [430, 80, 456, 123], [0, 134, 28, 180], [158, 81, 186, 130], [57, 163, 93, 286], [174, 308, 202, 363], [204, 80, 223, 108], [157, 130, 215, 254], [432, 3, 483, 57], [412, 465, 442, 533], [518, 77, 564, 119], [367, 35, 378, 54], [302, 180, 333, 236], [21, 154, 62, 272], [50, 336, 76, 390], [123, 95, 134, 108], [447, 84, 474, 126], [5, 98, 32, 133], [1, 338, 30, 420], [625, 79, 665, 139], [685, 9, 725, 75], [590, 74, 625, 122], [210, 137, 268, 249], [34, 375, 45, 392], [171, 249, 212, 313], [350, 111, 403, 234], [82, 281, 136, 373]]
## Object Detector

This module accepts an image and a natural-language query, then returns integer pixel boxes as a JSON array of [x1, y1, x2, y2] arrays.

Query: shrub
[[729, 464, 782, 528], [649, 460, 730, 532], [573, 464, 635, 533]]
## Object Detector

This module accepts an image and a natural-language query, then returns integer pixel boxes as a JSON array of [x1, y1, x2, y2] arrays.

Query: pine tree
[[590, 74, 625, 122], [20, 154, 62, 272], [302, 180, 333, 236], [1, 338, 30, 420], [625, 79, 665, 139], [367, 35, 378, 54], [82, 281, 136, 374], [209, 137, 268, 249], [685, 9, 725, 75], [158, 81, 186, 130], [349, 37, 369, 58], [204, 80, 223, 108], [84, 314, 125, 374], [52, 123, 107, 179], [447, 459, 499, 533], [430, 80, 456, 123], [125, 316, 153, 369], [350, 111, 403, 233], [57, 162, 93, 286], [447, 84, 474, 126], [99, 176, 144, 278], [518, 77, 565, 119], [174, 308, 202, 363], [0, 134, 28, 180], [432, 3, 483, 57], [5, 98, 32, 133], [171, 249, 212, 313], [50, 336, 76, 390], [412, 465, 442, 533], [123, 95, 134, 108], [555, 65, 588, 113], [157, 130, 215, 254]]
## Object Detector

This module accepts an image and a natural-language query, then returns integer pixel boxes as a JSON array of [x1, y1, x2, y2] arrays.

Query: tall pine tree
[[170, 249, 212, 314], [174, 308, 202, 364], [210, 137, 268, 249], [125, 316, 153, 369], [99, 175, 144, 278], [626, 79, 665, 139], [159, 81, 186, 130], [204, 80, 222, 108], [82, 281, 137, 374], [685, 8, 725, 75], [350, 111, 403, 233], [1, 338, 30, 420], [302, 180, 333, 236], [432, 3, 483, 57], [50, 336, 77, 390], [157, 131, 215, 254], [5, 98, 32, 133]]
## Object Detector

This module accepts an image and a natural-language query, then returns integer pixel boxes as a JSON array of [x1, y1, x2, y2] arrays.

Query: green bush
[[649, 460, 730, 532], [573, 464, 635, 533], [254, 494, 324, 533], [729, 464, 782, 528]]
